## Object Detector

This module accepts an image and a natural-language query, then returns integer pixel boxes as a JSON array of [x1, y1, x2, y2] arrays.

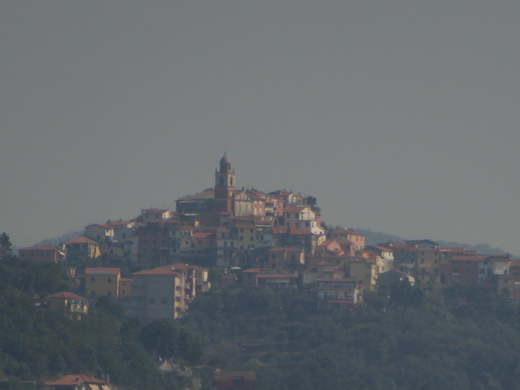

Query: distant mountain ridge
[[37, 230, 84, 247], [356, 228, 509, 255]]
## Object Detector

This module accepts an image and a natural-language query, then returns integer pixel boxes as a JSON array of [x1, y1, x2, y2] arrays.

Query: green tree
[[0, 233, 13, 260]]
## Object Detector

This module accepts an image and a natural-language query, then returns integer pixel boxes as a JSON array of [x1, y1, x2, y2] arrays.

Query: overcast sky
[[1, 1, 519, 254]]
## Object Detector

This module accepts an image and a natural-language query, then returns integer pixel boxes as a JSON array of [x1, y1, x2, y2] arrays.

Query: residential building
[[84, 267, 120, 299], [439, 254, 483, 286], [141, 208, 173, 223], [118, 278, 133, 298], [330, 228, 365, 251], [84, 224, 114, 242], [264, 247, 304, 270], [137, 220, 176, 264], [47, 292, 89, 319], [45, 374, 111, 390], [377, 269, 415, 287], [18, 244, 63, 263], [349, 260, 378, 291], [316, 278, 363, 310], [241, 269, 298, 289], [63, 236, 101, 261], [131, 265, 204, 319]]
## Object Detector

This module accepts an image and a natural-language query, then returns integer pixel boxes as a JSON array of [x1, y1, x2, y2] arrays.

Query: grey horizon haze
[[1, 1, 520, 254]]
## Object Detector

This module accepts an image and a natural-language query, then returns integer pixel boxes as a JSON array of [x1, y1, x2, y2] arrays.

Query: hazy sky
[[2, 1, 519, 254]]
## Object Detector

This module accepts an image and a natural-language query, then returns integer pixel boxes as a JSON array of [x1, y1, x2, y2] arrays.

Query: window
[[91, 277, 96, 282], [107, 278, 112, 283]]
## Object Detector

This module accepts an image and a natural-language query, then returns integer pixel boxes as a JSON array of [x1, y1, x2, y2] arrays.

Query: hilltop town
[[16, 154, 520, 323], [5, 154, 520, 389]]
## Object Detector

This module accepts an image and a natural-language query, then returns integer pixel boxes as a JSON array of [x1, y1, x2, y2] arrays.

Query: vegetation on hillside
[[185, 283, 520, 390], [0, 234, 202, 390], [3, 231, 520, 389]]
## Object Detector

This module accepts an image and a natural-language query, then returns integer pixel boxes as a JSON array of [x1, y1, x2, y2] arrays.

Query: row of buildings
[[22, 155, 520, 320]]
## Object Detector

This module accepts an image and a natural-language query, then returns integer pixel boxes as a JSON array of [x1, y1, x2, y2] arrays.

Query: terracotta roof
[[133, 266, 181, 276], [284, 205, 306, 213], [216, 227, 231, 232], [317, 278, 356, 282], [242, 268, 261, 273], [85, 267, 120, 275], [47, 292, 87, 300], [64, 236, 99, 245], [193, 231, 214, 239], [451, 255, 485, 262], [46, 374, 107, 386], [169, 263, 208, 271], [288, 227, 311, 235]]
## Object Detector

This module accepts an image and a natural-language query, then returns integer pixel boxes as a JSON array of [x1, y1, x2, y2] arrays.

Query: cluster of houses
[[42, 370, 256, 390], [17, 154, 520, 390], [19, 154, 520, 322]]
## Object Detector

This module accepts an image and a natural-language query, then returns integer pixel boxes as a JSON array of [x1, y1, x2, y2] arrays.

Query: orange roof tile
[[46, 375, 107, 386], [133, 266, 181, 276], [64, 236, 99, 245], [47, 292, 87, 300], [85, 267, 120, 275]]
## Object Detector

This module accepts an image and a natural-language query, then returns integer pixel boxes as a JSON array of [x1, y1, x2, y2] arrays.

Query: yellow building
[[349, 260, 378, 291], [85, 267, 121, 299], [236, 223, 257, 251], [63, 236, 101, 261], [330, 228, 366, 251], [265, 247, 305, 270], [47, 292, 89, 318]]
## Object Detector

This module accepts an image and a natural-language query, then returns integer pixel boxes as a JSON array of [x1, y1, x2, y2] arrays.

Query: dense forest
[[186, 283, 520, 390], [2, 233, 520, 389]]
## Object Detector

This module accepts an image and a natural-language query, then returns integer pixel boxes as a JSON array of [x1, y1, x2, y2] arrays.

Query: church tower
[[214, 154, 236, 213]]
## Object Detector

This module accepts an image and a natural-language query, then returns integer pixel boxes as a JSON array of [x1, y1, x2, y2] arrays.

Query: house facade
[[18, 244, 63, 263], [84, 267, 121, 299]]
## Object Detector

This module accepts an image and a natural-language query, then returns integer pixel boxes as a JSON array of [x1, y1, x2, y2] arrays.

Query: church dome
[[220, 153, 231, 165]]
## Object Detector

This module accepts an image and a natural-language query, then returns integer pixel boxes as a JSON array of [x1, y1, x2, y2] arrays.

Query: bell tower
[[214, 153, 236, 213]]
